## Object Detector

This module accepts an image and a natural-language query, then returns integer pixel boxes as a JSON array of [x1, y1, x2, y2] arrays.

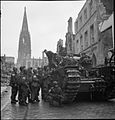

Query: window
[[90, 24, 94, 44], [75, 21, 78, 33], [80, 15, 82, 27], [80, 35, 83, 51], [84, 31, 88, 48], [84, 8, 87, 21], [76, 40, 79, 53], [89, 0, 93, 15]]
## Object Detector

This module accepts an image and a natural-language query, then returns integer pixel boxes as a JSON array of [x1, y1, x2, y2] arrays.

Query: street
[[1, 87, 115, 119]]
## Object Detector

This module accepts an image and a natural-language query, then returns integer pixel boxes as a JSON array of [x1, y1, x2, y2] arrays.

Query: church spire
[[17, 7, 31, 68], [22, 6, 28, 31]]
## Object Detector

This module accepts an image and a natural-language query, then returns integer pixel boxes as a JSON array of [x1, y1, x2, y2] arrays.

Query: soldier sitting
[[48, 81, 64, 106], [10, 67, 18, 104]]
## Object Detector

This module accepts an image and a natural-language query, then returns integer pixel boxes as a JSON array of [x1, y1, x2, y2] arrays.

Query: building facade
[[74, 0, 113, 67], [25, 57, 43, 68], [1, 55, 15, 73], [65, 17, 75, 56], [17, 7, 31, 68], [57, 39, 63, 54]]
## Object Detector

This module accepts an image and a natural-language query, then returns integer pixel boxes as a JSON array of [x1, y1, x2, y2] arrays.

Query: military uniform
[[35, 73, 42, 102], [30, 69, 40, 103], [27, 68, 33, 103], [10, 67, 18, 104], [18, 67, 29, 106], [48, 81, 63, 106]]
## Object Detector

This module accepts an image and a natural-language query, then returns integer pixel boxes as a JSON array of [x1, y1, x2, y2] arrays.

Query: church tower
[[17, 7, 31, 68]]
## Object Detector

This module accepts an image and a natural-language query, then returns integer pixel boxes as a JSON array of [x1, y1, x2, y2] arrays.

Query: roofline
[[78, 0, 87, 17]]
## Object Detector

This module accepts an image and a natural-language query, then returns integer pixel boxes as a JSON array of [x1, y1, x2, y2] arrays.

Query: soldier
[[18, 66, 29, 106], [30, 69, 40, 103], [27, 67, 33, 103], [48, 81, 64, 106], [18, 66, 25, 104], [10, 67, 18, 104]]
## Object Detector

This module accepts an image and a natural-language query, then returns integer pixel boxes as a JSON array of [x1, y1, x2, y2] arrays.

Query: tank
[[41, 65, 81, 103], [76, 48, 115, 101], [42, 49, 115, 103], [62, 65, 81, 103]]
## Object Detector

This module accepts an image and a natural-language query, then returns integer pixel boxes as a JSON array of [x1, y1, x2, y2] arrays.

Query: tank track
[[63, 78, 80, 102]]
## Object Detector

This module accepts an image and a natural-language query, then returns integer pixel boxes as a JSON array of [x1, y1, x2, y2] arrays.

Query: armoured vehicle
[[42, 49, 115, 103]]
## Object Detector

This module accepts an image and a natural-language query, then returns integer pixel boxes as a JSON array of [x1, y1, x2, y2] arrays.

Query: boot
[[14, 99, 18, 102], [35, 97, 40, 102], [11, 100, 16, 104], [19, 102, 28, 106]]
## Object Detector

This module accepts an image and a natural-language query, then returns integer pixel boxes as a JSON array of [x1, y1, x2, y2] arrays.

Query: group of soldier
[[10, 66, 64, 106], [10, 66, 42, 106]]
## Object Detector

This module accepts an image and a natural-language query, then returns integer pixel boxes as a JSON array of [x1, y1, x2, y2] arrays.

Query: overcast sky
[[1, 1, 86, 63]]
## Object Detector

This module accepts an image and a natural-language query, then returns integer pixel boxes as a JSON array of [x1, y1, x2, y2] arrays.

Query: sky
[[1, 0, 86, 63]]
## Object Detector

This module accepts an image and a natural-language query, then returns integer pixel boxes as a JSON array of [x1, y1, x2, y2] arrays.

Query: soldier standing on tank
[[10, 67, 18, 104]]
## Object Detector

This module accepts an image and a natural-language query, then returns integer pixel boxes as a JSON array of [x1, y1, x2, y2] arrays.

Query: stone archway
[[92, 53, 97, 67]]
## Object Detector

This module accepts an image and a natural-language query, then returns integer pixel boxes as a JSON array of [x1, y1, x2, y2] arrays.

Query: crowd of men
[[9, 66, 64, 106], [10, 66, 43, 106]]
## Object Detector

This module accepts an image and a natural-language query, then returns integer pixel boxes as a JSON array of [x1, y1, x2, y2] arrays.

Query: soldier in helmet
[[18, 66, 25, 104], [48, 81, 64, 106], [18, 66, 29, 106], [27, 67, 33, 103], [10, 67, 18, 104], [30, 68, 40, 103]]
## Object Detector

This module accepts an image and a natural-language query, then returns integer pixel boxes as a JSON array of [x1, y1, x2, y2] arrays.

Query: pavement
[[1, 86, 8, 93], [1, 86, 9, 97], [1, 87, 115, 119]]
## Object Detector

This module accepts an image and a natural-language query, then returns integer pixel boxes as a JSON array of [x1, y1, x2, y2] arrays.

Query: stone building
[[57, 39, 66, 56], [57, 39, 63, 54], [65, 17, 75, 56], [1, 55, 15, 73], [74, 0, 113, 67], [25, 57, 42, 68], [17, 7, 31, 68]]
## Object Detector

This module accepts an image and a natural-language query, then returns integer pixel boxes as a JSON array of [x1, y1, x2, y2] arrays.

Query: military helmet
[[53, 81, 58, 84], [23, 69, 27, 74], [20, 66, 25, 72], [13, 67, 17, 71], [33, 68, 38, 74]]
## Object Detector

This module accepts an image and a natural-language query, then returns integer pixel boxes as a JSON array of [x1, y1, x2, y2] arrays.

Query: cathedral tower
[[17, 7, 31, 68]]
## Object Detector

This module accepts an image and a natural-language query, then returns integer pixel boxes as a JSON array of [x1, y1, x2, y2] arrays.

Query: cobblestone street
[[1, 87, 115, 119]]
